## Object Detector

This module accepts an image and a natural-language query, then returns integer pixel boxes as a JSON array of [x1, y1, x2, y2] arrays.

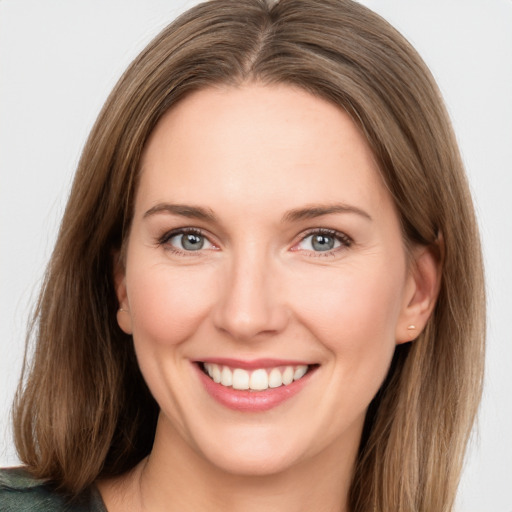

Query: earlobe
[[113, 250, 133, 335], [396, 245, 441, 344], [116, 307, 133, 335]]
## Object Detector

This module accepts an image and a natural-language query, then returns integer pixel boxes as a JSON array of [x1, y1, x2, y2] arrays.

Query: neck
[[129, 414, 359, 512]]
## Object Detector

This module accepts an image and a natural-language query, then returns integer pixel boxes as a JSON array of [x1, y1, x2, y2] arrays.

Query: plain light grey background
[[1, 1, 511, 511]]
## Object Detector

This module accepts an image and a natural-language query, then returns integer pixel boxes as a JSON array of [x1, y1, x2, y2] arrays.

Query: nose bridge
[[213, 242, 287, 340]]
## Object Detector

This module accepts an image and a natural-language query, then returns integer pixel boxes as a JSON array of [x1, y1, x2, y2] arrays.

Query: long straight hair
[[13, 1, 485, 510]]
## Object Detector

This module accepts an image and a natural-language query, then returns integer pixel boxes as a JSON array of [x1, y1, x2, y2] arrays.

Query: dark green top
[[0, 468, 107, 512]]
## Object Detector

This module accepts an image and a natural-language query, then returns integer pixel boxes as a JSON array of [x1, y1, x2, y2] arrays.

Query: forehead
[[137, 83, 393, 221]]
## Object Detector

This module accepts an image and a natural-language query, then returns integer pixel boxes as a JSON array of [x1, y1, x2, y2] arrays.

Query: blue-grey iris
[[312, 234, 335, 251], [182, 233, 204, 250]]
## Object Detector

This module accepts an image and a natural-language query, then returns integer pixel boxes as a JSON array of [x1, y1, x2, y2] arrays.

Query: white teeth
[[205, 363, 214, 378], [203, 363, 311, 391], [212, 365, 221, 383], [232, 369, 250, 390], [268, 368, 283, 388], [249, 369, 268, 391], [294, 365, 308, 380], [220, 366, 233, 387], [282, 366, 294, 385]]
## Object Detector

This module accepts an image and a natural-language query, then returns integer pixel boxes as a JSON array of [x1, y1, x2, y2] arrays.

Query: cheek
[[291, 260, 404, 361], [126, 262, 216, 346], [289, 261, 405, 424]]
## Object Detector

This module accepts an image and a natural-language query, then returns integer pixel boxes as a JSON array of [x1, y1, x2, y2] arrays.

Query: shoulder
[[0, 467, 107, 512]]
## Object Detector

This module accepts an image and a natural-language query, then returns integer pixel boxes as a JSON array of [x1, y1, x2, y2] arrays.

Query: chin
[[188, 422, 311, 477], [205, 444, 303, 478]]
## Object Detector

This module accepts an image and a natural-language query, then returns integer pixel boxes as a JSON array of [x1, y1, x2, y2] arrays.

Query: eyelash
[[295, 228, 353, 257], [157, 227, 213, 257], [157, 227, 353, 257]]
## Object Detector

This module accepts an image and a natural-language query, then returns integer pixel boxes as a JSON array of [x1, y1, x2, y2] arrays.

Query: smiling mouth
[[199, 362, 316, 392]]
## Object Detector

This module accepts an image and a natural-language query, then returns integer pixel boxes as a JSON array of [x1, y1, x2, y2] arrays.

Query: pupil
[[182, 234, 204, 251], [312, 234, 334, 251]]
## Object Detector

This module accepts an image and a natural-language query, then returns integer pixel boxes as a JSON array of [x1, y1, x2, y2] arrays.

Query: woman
[[1, 0, 485, 511]]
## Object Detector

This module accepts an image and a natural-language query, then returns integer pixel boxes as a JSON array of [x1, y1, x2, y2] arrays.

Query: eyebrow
[[281, 203, 372, 223], [143, 202, 372, 223], [144, 203, 217, 222]]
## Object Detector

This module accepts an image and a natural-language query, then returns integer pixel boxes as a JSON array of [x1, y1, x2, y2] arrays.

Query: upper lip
[[196, 358, 314, 370]]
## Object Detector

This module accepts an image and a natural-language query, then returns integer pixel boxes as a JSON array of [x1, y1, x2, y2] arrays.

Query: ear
[[396, 244, 441, 344], [113, 250, 133, 335]]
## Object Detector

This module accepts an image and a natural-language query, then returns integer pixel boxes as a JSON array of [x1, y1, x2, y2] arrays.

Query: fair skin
[[100, 83, 438, 512]]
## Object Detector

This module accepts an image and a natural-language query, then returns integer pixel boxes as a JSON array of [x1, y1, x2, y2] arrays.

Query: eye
[[159, 228, 215, 253], [295, 229, 352, 255]]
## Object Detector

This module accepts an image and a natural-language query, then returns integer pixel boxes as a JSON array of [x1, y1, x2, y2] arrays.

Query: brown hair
[[13, 1, 485, 510]]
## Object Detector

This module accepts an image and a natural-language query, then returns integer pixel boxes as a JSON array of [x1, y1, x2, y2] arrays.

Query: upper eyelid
[[159, 227, 210, 242], [295, 228, 352, 244], [299, 227, 351, 239]]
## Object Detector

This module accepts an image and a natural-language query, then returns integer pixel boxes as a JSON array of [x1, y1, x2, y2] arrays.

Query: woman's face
[[116, 84, 423, 476]]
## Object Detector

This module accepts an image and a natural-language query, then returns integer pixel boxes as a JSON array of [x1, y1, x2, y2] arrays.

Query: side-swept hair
[[13, 1, 485, 510]]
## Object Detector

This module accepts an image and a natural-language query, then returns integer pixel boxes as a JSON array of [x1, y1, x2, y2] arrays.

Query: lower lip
[[194, 364, 316, 412]]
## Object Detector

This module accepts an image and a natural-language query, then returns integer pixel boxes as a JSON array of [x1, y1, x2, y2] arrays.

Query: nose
[[212, 250, 289, 342]]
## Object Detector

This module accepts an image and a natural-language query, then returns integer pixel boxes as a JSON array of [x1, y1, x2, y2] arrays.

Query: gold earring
[[407, 325, 416, 330], [119, 307, 129, 313]]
